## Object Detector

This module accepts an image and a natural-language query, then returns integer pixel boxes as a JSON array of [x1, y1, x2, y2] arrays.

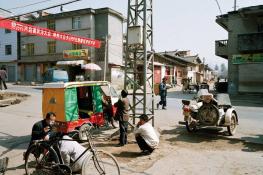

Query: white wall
[[108, 14, 123, 65]]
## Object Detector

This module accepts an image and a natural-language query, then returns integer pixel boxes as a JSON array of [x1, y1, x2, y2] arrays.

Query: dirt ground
[[92, 126, 263, 175], [0, 92, 29, 107]]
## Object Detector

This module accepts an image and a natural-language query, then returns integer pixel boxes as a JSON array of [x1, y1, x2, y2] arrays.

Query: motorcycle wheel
[[186, 121, 197, 132], [227, 113, 237, 136]]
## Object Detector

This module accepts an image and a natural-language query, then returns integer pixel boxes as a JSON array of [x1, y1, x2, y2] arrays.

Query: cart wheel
[[79, 123, 93, 141], [227, 113, 237, 136]]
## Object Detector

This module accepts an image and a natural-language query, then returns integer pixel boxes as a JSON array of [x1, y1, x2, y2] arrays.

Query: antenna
[[214, 0, 222, 15]]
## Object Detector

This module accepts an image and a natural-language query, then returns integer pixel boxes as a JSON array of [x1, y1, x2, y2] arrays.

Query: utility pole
[[234, 0, 237, 11], [104, 35, 108, 81], [124, 0, 154, 126]]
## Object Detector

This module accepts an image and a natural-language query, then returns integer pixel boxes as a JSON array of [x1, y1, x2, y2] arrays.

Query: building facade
[[216, 5, 263, 94], [0, 28, 18, 82], [0, 9, 18, 82], [20, 8, 124, 83]]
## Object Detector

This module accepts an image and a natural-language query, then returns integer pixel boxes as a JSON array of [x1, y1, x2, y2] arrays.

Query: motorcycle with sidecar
[[179, 90, 238, 136]]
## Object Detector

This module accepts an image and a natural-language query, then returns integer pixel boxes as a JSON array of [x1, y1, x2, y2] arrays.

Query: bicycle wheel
[[82, 150, 120, 175], [24, 145, 59, 175]]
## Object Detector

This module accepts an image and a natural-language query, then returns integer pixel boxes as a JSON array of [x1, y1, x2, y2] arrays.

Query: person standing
[[134, 114, 159, 155], [157, 77, 167, 109], [114, 89, 130, 147], [0, 67, 8, 90]]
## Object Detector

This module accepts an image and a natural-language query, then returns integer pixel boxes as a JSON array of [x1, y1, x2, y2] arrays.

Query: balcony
[[215, 40, 228, 59], [238, 32, 263, 53]]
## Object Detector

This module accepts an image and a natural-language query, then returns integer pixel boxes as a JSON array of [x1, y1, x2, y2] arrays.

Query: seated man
[[134, 114, 159, 155], [29, 112, 91, 172], [30, 112, 57, 144]]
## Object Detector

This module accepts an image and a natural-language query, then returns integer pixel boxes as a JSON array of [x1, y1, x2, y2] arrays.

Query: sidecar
[[180, 90, 238, 136]]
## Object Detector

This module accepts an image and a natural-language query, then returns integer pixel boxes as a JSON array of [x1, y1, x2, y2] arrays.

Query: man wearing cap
[[134, 114, 159, 155], [157, 77, 168, 109]]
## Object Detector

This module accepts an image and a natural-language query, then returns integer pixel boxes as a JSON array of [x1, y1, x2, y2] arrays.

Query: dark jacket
[[159, 82, 167, 97], [30, 119, 56, 142], [114, 97, 130, 122]]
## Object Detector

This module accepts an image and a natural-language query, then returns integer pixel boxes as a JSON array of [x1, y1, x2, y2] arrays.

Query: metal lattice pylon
[[124, 0, 154, 126]]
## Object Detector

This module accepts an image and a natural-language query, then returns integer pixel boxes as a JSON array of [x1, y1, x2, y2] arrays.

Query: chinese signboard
[[232, 53, 263, 64], [0, 17, 101, 48], [63, 49, 89, 59]]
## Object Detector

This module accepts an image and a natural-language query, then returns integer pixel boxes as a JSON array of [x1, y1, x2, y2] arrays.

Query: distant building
[[0, 9, 18, 82], [19, 8, 124, 83], [161, 51, 203, 85], [216, 5, 263, 94]]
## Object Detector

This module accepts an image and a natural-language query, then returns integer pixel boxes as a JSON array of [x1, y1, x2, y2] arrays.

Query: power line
[[214, 0, 223, 15], [7, 0, 55, 11], [0, 0, 82, 20]]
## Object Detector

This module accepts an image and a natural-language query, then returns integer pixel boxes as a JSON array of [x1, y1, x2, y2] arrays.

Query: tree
[[220, 63, 228, 79], [214, 64, 219, 71]]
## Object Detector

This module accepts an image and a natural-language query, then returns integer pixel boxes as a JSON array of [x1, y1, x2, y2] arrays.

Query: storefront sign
[[0, 17, 101, 48], [232, 53, 263, 64], [63, 49, 89, 59]]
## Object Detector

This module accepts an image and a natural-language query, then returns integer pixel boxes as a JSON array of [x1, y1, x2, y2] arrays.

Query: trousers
[[119, 121, 128, 145]]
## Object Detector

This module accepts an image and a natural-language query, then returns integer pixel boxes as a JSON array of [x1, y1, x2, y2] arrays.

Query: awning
[[56, 60, 87, 66]]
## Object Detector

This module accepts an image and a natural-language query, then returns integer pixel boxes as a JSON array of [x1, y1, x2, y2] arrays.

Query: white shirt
[[134, 122, 159, 148], [60, 136, 92, 172]]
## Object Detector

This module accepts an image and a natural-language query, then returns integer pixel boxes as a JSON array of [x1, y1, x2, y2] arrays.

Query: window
[[26, 43, 35, 56], [72, 16, 81, 29], [5, 29, 11, 33], [48, 41, 56, 54], [47, 20, 56, 30], [72, 43, 82, 50], [5, 45, 12, 55]]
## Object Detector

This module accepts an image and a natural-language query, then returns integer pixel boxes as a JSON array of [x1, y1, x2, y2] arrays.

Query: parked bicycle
[[24, 126, 120, 175]]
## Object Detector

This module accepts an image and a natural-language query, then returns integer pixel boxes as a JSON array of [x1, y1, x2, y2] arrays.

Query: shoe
[[140, 150, 151, 155], [162, 107, 166, 110], [157, 103, 159, 109], [116, 143, 124, 147]]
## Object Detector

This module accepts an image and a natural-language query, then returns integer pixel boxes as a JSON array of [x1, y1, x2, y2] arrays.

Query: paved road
[[0, 84, 262, 175]]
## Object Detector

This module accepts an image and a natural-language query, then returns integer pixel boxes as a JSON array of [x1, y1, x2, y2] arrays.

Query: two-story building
[[0, 9, 18, 82], [162, 50, 203, 85], [216, 5, 263, 94], [19, 8, 124, 83]]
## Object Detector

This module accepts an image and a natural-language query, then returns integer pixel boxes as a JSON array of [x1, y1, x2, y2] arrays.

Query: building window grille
[[5, 45, 12, 55], [47, 20, 56, 30], [5, 29, 11, 33], [72, 16, 81, 29], [48, 41, 56, 54], [27, 43, 35, 56], [72, 43, 82, 50]]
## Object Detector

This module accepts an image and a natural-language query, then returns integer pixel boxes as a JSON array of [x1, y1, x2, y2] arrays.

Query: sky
[[1, 0, 263, 68]]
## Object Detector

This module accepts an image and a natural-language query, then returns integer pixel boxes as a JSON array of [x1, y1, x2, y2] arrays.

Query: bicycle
[[24, 126, 120, 175]]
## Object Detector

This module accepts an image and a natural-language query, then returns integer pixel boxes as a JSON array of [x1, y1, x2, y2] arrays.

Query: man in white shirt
[[60, 135, 92, 172], [134, 114, 159, 155]]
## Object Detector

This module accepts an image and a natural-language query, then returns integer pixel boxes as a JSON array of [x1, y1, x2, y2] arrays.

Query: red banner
[[0, 17, 101, 48]]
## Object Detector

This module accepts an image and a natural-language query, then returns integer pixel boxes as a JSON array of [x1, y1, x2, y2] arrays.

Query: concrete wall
[[219, 9, 263, 94], [0, 29, 17, 61], [108, 14, 123, 65], [0, 29, 18, 81]]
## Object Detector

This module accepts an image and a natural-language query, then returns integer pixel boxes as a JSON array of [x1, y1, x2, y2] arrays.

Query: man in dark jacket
[[30, 112, 57, 144], [157, 78, 168, 109], [114, 89, 130, 147]]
